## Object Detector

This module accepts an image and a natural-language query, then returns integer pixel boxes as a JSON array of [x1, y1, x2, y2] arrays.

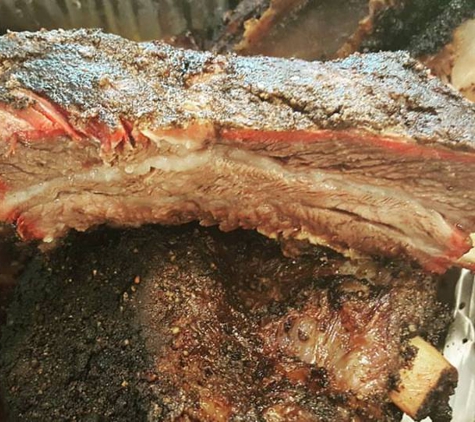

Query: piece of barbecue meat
[[409, 0, 475, 102], [339, 0, 475, 103], [1, 29, 475, 272], [212, 0, 372, 59], [212, 1, 455, 61], [349, 0, 451, 55], [0, 225, 455, 421]]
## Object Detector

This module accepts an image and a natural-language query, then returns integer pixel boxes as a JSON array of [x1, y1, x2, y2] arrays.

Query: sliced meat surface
[[1, 29, 475, 272], [0, 225, 455, 421]]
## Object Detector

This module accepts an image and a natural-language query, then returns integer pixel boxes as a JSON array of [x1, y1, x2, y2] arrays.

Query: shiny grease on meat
[[0, 225, 454, 421]]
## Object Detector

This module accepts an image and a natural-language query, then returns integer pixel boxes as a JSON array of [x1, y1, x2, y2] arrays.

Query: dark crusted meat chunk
[[412, 0, 475, 102], [0, 225, 455, 421], [1, 30, 475, 271]]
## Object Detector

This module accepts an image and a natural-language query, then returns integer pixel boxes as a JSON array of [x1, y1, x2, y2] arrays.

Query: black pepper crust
[[359, 0, 475, 58], [0, 28, 474, 149], [359, 0, 451, 53], [415, 367, 458, 422], [408, 0, 475, 57], [0, 225, 453, 421]]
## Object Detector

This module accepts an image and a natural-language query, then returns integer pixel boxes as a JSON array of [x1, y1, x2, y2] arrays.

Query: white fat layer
[[458, 233, 475, 265], [141, 128, 205, 151], [3, 144, 454, 255], [125, 152, 210, 176], [227, 148, 450, 237], [3, 149, 213, 209], [3, 167, 122, 209]]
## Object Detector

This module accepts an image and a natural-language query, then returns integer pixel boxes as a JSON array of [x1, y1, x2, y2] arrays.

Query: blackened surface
[[0, 230, 154, 421], [408, 0, 475, 56], [0, 225, 453, 421], [416, 368, 458, 422], [358, 0, 475, 58], [0, 227, 33, 327], [360, 0, 450, 53]]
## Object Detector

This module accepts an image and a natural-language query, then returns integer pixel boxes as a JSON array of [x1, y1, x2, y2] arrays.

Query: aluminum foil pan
[[0, 0, 231, 40], [444, 270, 475, 422], [402, 270, 475, 422]]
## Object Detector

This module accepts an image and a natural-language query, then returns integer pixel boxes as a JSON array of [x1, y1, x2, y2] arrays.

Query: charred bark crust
[[407, 0, 475, 57], [0, 225, 453, 421]]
